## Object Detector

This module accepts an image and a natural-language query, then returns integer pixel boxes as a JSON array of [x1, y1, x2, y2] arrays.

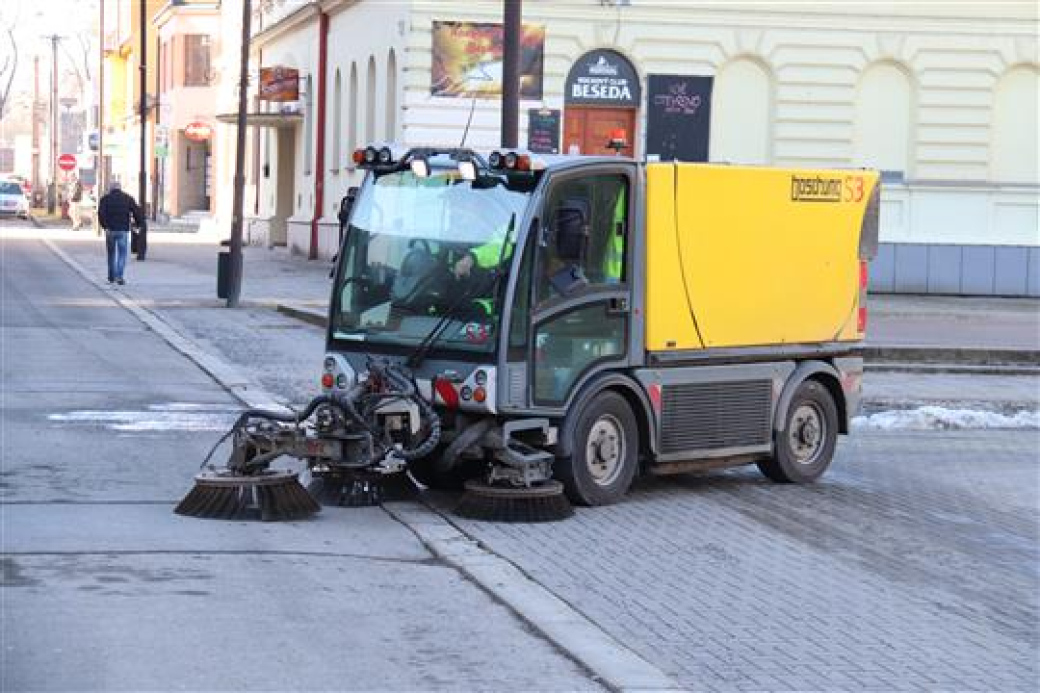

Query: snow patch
[[49, 403, 237, 432], [853, 406, 1040, 431]]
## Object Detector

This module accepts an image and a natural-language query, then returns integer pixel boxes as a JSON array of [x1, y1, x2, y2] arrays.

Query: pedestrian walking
[[69, 180, 84, 230], [97, 180, 144, 285]]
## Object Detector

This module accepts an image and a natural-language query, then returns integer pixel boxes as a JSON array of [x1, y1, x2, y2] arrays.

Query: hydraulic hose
[[381, 363, 441, 461]]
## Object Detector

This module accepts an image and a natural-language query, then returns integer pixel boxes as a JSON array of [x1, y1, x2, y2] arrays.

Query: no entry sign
[[184, 121, 212, 141], [58, 153, 77, 171]]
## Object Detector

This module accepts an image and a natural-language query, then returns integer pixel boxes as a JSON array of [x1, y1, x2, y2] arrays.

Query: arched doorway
[[563, 49, 641, 157]]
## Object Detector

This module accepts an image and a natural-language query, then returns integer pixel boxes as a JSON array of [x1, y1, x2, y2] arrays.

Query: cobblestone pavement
[[439, 431, 1040, 692]]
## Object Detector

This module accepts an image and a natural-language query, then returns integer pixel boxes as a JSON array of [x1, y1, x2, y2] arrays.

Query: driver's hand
[[453, 253, 475, 279]]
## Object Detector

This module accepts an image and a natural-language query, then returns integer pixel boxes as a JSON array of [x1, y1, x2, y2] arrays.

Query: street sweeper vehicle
[[176, 144, 879, 522]]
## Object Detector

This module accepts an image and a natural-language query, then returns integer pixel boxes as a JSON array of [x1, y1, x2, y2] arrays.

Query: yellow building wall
[[645, 163, 878, 351]]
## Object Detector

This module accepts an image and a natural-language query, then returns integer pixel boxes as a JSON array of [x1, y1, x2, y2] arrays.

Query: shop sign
[[565, 49, 641, 107], [645, 74, 713, 162], [184, 121, 212, 141], [259, 66, 300, 102], [431, 21, 544, 99], [527, 108, 560, 154]]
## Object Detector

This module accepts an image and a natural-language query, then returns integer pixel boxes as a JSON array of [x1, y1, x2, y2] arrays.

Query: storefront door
[[563, 107, 636, 157]]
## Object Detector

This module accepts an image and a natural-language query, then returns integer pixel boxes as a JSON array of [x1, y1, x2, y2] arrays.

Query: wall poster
[[431, 21, 544, 99], [646, 74, 713, 162]]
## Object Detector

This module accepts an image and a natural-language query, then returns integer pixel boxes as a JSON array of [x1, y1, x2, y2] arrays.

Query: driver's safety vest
[[604, 193, 625, 282]]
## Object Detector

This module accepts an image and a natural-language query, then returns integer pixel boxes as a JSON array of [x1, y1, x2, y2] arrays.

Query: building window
[[333, 69, 342, 171], [854, 62, 913, 176], [183, 35, 211, 87], [385, 49, 397, 141], [711, 57, 772, 164], [348, 62, 359, 160], [304, 74, 313, 175], [992, 66, 1039, 184], [365, 56, 377, 143]]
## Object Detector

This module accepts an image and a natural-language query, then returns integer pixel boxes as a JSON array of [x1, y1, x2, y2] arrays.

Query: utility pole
[[136, 0, 148, 260], [98, 0, 105, 193], [226, 0, 252, 308], [43, 34, 62, 214], [501, 0, 521, 148], [32, 55, 40, 206]]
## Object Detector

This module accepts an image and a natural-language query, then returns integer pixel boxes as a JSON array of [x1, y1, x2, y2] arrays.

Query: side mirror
[[550, 199, 589, 263], [338, 187, 358, 225]]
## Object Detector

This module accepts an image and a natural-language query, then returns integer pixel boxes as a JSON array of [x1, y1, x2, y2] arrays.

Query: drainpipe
[[309, 10, 329, 260]]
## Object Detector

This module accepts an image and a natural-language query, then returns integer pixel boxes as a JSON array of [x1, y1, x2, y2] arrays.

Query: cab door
[[519, 168, 634, 409]]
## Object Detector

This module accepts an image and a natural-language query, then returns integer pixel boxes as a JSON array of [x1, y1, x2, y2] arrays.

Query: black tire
[[556, 391, 639, 506], [757, 379, 838, 484]]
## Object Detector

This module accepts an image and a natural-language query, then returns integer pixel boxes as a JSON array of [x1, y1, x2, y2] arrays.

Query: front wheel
[[556, 391, 639, 506], [757, 379, 838, 483]]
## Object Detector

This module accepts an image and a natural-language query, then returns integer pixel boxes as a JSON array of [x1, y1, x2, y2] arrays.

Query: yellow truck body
[[644, 163, 879, 352]]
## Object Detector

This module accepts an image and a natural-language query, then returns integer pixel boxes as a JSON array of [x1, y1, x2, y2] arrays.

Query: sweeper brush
[[175, 360, 442, 522], [175, 469, 319, 521], [454, 479, 574, 523]]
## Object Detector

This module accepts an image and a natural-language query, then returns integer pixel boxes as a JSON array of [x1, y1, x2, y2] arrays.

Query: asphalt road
[[0, 227, 600, 692]]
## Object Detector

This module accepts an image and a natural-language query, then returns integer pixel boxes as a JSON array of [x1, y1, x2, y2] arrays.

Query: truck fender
[[773, 360, 849, 436], [555, 373, 656, 460]]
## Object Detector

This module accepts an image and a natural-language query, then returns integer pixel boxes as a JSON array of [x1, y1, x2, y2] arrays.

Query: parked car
[[0, 179, 30, 219], [6, 174, 32, 197]]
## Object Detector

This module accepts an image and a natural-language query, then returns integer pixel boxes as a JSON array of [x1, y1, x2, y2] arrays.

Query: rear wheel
[[757, 379, 838, 483], [556, 391, 639, 506]]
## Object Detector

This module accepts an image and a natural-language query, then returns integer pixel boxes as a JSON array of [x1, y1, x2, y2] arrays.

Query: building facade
[[234, 0, 1038, 295], [101, 0, 160, 210], [154, 0, 221, 218]]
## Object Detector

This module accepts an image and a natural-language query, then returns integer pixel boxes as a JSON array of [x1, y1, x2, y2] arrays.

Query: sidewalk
[[42, 229, 1040, 408]]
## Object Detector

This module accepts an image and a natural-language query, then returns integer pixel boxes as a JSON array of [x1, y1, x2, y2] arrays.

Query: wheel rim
[[585, 414, 625, 486], [788, 402, 826, 465]]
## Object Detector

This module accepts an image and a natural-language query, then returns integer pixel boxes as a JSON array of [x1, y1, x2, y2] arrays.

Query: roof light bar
[[353, 143, 408, 170], [488, 149, 538, 172]]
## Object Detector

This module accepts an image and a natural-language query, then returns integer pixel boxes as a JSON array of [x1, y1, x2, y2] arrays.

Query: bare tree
[[0, 7, 18, 121], [59, 31, 94, 99]]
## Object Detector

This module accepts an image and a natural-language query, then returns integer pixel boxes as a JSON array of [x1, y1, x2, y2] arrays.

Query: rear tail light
[[321, 373, 334, 389], [859, 261, 869, 290], [857, 306, 867, 333]]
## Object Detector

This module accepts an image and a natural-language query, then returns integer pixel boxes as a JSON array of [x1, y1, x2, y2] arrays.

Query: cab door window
[[531, 173, 630, 405], [536, 175, 628, 304]]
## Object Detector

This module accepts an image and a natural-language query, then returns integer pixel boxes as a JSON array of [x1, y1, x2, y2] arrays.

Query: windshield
[[331, 158, 532, 354], [0, 181, 23, 195]]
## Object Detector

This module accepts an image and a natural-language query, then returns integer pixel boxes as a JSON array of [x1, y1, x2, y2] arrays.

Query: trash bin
[[217, 245, 230, 299]]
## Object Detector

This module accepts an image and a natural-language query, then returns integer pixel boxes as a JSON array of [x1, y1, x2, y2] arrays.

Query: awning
[[215, 112, 303, 128]]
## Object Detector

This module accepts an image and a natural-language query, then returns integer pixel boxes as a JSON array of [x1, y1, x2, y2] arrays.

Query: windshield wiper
[[406, 214, 517, 369]]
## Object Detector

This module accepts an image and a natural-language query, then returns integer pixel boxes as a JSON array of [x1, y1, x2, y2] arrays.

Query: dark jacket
[[98, 189, 143, 232]]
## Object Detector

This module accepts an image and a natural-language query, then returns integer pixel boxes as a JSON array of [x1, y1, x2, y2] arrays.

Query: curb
[[42, 237, 682, 693], [276, 301, 328, 329], [383, 502, 685, 693], [859, 345, 1039, 367], [865, 362, 1040, 376], [41, 238, 289, 413], [275, 302, 1040, 374]]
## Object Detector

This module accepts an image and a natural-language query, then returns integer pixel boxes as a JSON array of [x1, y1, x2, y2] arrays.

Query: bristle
[[308, 473, 418, 507], [454, 480, 574, 523], [175, 470, 319, 522]]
